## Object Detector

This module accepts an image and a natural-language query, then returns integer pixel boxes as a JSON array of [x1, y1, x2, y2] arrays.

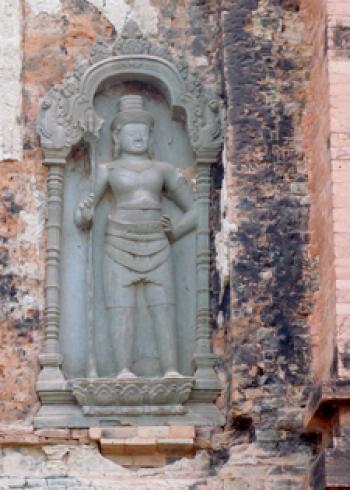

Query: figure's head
[[111, 95, 154, 158], [117, 122, 150, 155]]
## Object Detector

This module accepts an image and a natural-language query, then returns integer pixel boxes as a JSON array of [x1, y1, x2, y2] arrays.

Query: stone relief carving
[[71, 95, 196, 413], [36, 20, 224, 427]]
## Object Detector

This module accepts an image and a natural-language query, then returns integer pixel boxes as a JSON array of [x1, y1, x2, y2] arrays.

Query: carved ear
[[148, 129, 155, 159], [112, 130, 120, 158]]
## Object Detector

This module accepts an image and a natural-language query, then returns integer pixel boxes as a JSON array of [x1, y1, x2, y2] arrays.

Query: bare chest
[[107, 162, 164, 195]]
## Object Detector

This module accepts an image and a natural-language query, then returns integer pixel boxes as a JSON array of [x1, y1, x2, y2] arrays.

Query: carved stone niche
[[35, 21, 224, 428]]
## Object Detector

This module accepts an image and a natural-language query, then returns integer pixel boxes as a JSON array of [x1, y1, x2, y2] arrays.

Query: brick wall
[[303, 0, 334, 383], [327, 0, 350, 380], [208, 1, 320, 487]]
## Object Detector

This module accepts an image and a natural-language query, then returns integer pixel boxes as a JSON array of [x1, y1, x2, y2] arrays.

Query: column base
[[36, 354, 77, 427], [34, 403, 89, 429], [192, 353, 221, 402]]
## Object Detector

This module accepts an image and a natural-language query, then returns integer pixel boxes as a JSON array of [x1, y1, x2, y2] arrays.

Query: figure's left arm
[[163, 164, 197, 243]]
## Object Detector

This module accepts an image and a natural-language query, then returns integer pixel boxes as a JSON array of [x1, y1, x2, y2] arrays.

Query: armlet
[[167, 175, 188, 194]]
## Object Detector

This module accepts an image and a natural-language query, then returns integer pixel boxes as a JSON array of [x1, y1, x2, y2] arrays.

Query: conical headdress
[[112, 95, 154, 130]]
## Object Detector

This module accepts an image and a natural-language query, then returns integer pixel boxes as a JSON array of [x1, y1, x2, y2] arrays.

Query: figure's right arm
[[74, 164, 109, 230]]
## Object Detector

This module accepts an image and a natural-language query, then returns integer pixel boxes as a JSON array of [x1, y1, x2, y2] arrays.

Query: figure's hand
[[74, 193, 95, 230], [162, 215, 175, 243]]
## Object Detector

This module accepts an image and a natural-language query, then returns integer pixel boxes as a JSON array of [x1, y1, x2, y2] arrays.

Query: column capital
[[42, 147, 71, 166], [195, 147, 221, 165]]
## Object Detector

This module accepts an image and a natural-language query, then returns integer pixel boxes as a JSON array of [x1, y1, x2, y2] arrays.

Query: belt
[[107, 218, 163, 234]]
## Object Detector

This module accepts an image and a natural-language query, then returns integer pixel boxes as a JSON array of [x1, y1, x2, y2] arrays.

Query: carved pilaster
[[36, 148, 72, 407], [193, 151, 221, 401]]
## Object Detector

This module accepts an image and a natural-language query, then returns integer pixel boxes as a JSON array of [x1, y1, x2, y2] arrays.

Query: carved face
[[118, 122, 150, 155]]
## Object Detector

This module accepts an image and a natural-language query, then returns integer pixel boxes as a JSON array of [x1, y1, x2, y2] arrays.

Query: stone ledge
[[0, 427, 90, 447], [89, 426, 195, 467], [100, 437, 194, 452], [304, 381, 350, 432], [89, 425, 195, 441]]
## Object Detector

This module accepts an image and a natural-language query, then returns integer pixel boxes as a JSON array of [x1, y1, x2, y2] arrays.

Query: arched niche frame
[[36, 27, 224, 427]]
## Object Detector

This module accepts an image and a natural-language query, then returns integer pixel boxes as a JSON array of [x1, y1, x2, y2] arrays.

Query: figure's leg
[[144, 257, 181, 377], [104, 255, 137, 377], [107, 306, 136, 378], [148, 301, 179, 376]]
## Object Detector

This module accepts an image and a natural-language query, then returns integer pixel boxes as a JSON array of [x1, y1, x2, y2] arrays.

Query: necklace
[[117, 159, 154, 173]]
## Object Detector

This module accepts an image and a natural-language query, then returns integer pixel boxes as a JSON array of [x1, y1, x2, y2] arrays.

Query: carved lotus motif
[[95, 384, 115, 405], [70, 377, 194, 413], [178, 383, 194, 403], [71, 385, 88, 405], [148, 383, 172, 404], [120, 384, 143, 405]]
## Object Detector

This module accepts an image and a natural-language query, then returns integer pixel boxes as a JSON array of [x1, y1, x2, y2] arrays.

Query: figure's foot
[[164, 370, 184, 378], [117, 369, 137, 379]]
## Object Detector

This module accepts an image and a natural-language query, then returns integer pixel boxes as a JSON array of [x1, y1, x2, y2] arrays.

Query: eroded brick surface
[[0, 0, 22, 161], [213, 0, 319, 487]]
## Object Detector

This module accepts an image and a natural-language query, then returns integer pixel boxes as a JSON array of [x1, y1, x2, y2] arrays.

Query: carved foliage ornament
[[37, 20, 223, 153]]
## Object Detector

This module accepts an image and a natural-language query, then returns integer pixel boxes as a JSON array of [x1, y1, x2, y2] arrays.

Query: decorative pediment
[[37, 20, 223, 157]]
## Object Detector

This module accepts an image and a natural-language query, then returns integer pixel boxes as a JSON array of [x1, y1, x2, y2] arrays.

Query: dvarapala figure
[[75, 95, 197, 379]]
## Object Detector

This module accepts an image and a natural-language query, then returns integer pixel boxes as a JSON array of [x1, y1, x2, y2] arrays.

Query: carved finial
[[196, 98, 223, 152], [186, 73, 202, 98], [75, 56, 90, 78], [62, 72, 80, 97], [121, 19, 143, 40], [113, 20, 150, 55], [176, 55, 189, 80], [149, 41, 172, 61], [37, 88, 68, 148], [90, 36, 113, 64]]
